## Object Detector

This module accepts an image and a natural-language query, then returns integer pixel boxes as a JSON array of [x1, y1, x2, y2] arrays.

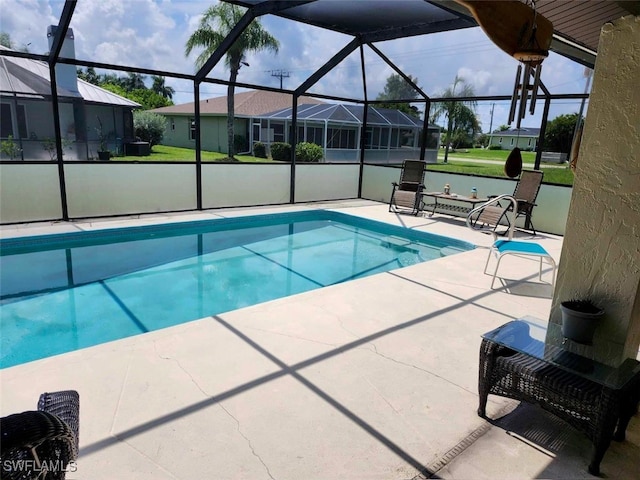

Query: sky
[[0, 0, 592, 132]]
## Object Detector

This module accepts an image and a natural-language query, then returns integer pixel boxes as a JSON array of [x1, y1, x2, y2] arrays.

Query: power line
[[270, 69, 290, 89]]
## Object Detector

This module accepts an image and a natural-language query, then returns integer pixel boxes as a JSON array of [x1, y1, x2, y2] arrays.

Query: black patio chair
[[388, 160, 427, 216], [489, 170, 544, 234]]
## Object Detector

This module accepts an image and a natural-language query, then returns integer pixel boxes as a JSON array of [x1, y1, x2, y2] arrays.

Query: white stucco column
[[549, 16, 640, 367]]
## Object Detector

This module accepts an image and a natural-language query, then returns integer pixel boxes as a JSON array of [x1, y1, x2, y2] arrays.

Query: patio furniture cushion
[[485, 239, 556, 289]]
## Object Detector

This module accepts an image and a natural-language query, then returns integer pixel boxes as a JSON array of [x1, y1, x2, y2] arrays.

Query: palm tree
[[431, 75, 477, 163], [151, 76, 175, 100], [185, 4, 279, 158]]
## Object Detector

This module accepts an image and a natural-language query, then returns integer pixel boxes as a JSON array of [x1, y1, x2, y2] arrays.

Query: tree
[[133, 111, 167, 147], [122, 72, 147, 91], [151, 76, 175, 100], [185, 3, 279, 158], [543, 113, 581, 153], [430, 75, 477, 163], [376, 74, 421, 117], [0, 32, 13, 48], [101, 84, 172, 110], [447, 104, 481, 148], [77, 67, 100, 85]]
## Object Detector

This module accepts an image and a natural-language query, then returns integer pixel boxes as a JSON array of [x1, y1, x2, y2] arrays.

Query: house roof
[[0, 46, 138, 107], [151, 90, 326, 117], [262, 103, 434, 129], [493, 127, 542, 137]]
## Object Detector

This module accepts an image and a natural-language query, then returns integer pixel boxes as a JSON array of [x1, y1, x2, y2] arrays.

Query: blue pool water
[[0, 211, 473, 367]]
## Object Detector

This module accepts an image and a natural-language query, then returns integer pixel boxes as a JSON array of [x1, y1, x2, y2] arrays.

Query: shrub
[[234, 134, 248, 153], [488, 145, 502, 150], [296, 142, 323, 162], [253, 141, 267, 158], [270, 142, 291, 162], [133, 110, 166, 147], [1, 135, 21, 160]]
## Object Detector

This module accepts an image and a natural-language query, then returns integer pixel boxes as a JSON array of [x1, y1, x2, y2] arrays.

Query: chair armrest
[[0, 410, 75, 454]]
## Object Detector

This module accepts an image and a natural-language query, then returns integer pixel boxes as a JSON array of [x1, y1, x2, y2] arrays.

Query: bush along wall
[[296, 142, 323, 162], [270, 142, 291, 162], [253, 141, 267, 158]]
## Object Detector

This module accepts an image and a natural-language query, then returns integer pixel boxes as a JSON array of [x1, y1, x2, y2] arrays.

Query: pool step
[[440, 246, 467, 257]]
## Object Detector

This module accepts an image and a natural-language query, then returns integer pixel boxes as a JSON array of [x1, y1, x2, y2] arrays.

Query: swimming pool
[[0, 210, 473, 368]]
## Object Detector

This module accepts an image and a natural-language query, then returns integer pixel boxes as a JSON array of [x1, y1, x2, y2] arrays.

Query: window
[[510, 138, 514, 146], [499, 137, 503, 144], [0, 103, 12, 138], [171, 119, 175, 131], [272, 122, 284, 142], [327, 127, 356, 149], [189, 118, 195, 140], [1, 103, 27, 139]]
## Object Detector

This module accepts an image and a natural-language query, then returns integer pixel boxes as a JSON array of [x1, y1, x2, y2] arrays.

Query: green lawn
[[114, 145, 270, 163], [113, 145, 574, 185], [426, 161, 573, 185], [438, 148, 538, 164]]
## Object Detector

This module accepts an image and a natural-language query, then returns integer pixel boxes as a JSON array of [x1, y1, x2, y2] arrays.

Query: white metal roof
[[0, 46, 138, 107]]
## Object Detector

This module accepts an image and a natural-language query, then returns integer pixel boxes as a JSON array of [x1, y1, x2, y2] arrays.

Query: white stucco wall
[[295, 164, 360, 202], [549, 15, 640, 365], [201, 164, 291, 208], [0, 164, 62, 223], [65, 164, 197, 218]]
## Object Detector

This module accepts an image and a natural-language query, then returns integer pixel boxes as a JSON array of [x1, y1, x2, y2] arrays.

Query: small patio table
[[478, 317, 640, 476], [420, 191, 488, 217]]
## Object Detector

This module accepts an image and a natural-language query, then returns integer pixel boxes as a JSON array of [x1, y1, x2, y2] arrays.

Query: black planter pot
[[560, 300, 604, 344], [97, 151, 111, 161]]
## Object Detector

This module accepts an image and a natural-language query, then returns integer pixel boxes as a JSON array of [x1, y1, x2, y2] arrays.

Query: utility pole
[[487, 103, 495, 148], [271, 69, 290, 89]]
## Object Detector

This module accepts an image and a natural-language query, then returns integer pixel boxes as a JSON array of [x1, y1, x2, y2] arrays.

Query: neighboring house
[[260, 103, 440, 163], [489, 127, 541, 151], [0, 27, 139, 161], [151, 90, 325, 155], [153, 89, 439, 163]]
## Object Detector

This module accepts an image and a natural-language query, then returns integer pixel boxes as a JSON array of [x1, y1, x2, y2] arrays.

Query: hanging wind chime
[[456, 0, 553, 176]]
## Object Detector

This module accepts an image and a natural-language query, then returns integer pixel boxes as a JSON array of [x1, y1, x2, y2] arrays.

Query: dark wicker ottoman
[[478, 321, 640, 476]]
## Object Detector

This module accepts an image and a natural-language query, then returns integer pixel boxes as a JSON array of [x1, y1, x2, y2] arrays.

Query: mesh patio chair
[[490, 170, 544, 235], [467, 196, 556, 289], [1, 390, 79, 480], [388, 160, 426, 216]]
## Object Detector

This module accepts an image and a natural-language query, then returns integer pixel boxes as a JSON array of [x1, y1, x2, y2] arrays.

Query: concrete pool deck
[[1, 200, 638, 479]]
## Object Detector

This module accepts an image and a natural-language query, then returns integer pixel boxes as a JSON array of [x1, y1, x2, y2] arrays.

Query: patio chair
[[466, 196, 556, 289], [491, 170, 543, 235], [388, 160, 426, 216], [0, 390, 79, 480]]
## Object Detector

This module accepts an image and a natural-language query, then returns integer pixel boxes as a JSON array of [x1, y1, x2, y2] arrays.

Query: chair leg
[[490, 255, 504, 289], [389, 185, 397, 212], [484, 248, 494, 275], [539, 257, 543, 282]]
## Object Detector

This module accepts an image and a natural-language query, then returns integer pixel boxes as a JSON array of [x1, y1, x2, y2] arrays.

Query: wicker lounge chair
[[388, 160, 426, 216], [1, 390, 79, 480]]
